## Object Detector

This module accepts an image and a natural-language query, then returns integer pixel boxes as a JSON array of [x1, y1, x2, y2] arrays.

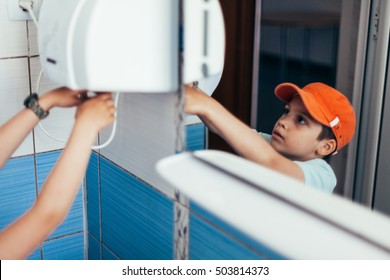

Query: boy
[[0, 88, 116, 259], [185, 82, 356, 193]]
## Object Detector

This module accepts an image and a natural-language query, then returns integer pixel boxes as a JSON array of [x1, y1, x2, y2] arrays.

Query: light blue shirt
[[258, 132, 336, 193]]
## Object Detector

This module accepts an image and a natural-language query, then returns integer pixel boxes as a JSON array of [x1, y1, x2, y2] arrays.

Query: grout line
[[96, 123, 205, 203], [101, 243, 120, 260], [32, 134, 41, 257], [26, 20, 30, 55], [98, 153, 174, 200], [98, 153, 103, 259], [10, 149, 65, 160], [38, 243, 43, 260], [27, 56, 32, 95], [0, 56, 29, 60], [190, 207, 276, 259], [82, 178, 88, 260], [0, 55, 39, 60], [44, 231, 84, 242]]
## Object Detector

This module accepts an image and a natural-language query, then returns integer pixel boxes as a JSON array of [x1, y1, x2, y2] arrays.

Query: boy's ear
[[317, 139, 337, 157]]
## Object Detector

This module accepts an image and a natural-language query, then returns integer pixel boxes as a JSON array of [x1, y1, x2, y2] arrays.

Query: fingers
[[94, 91, 112, 96], [75, 91, 113, 103], [76, 92, 88, 100]]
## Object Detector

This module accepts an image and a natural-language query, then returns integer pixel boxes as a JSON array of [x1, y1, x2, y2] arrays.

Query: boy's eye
[[297, 116, 307, 125]]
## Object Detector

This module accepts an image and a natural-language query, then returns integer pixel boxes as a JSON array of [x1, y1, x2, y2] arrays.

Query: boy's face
[[270, 96, 325, 161]]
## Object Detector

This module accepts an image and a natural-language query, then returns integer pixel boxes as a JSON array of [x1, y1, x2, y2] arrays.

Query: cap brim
[[275, 83, 329, 127], [275, 83, 302, 102]]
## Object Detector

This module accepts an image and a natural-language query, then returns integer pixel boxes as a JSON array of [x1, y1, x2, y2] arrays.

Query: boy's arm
[[185, 85, 304, 181], [0, 93, 115, 260], [0, 87, 85, 168]]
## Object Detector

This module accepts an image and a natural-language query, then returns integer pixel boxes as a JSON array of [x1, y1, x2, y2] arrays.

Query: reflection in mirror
[[257, 0, 341, 135], [207, 0, 390, 217], [257, 0, 344, 191], [196, 72, 223, 96]]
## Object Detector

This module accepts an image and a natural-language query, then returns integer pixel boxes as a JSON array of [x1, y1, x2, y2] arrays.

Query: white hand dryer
[[38, 0, 179, 92], [38, 0, 225, 93]]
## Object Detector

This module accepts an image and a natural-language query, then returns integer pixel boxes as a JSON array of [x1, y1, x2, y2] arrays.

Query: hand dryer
[[37, 0, 225, 93]]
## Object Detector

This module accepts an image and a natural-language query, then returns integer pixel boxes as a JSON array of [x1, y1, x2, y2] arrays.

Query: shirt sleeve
[[257, 131, 272, 143], [294, 159, 337, 194], [256, 130, 336, 194]]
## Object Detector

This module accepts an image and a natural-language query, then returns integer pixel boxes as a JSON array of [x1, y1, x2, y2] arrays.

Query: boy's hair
[[274, 82, 356, 152]]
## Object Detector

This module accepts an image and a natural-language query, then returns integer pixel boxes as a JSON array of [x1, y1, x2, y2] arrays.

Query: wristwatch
[[24, 93, 49, 120]]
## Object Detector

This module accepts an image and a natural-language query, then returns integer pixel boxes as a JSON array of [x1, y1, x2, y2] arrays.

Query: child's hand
[[75, 93, 116, 133], [39, 87, 87, 111], [184, 84, 213, 116]]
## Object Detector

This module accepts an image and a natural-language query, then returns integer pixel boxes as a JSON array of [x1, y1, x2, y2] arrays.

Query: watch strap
[[24, 93, 49, 120]]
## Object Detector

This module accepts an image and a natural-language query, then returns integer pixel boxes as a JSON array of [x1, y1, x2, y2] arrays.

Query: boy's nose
[[278, 118, 288, 129]]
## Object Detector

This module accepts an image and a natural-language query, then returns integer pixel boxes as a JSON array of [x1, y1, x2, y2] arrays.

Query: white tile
[[28, 21, 38, 56], [100, 92, 179, 199], [0, 58, 34, 157], [0, 0, 28, 58], [185, 114, 201, 125], [29, 57, 59, 94], [34, 107, 77, 153], [30, 57, 77, 153]]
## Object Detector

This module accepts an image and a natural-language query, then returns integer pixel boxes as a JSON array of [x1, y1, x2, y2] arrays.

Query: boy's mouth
[[272, 130, 284, 141]]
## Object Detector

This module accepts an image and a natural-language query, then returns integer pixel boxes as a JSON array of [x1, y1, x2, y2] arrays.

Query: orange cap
[[274, 82, 356, 151]]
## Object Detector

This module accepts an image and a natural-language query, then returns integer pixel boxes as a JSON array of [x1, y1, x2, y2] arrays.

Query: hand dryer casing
[[38, 0, 179, 92]]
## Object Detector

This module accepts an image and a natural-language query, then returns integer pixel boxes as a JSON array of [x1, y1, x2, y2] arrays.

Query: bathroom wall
[[1, 0, 285, 260], [0, 0, 84, 259], [86, 121, 285, 260]]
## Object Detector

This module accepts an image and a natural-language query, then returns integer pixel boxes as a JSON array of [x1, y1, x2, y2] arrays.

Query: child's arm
[[0, 93, 115, 260], [0, 87, 85, 168], [185, 85, 304, 181]]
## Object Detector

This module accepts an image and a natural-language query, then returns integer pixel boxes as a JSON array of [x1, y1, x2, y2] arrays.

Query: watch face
[[24, 93, 38, 107], [28, 97, 37, 107]]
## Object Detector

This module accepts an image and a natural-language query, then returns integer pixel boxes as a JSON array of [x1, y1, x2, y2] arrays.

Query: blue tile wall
[[86, 153, 100, 241], [27, 247, 42, 260], [36, 151, 84, 240], [102, 245, 120, 260], [100, 157, 174, 259], [88, 231, 120, 260], [42, 232, 84, 260], [190, 213, 263, 260], [186, 123, 205, 151], [0, 151, 84, 260], [0, 152, 85, 260], [85, 124, 206, 260], [0, 156, 36, 231], [184, 124, 285, 259], [88, 234, 101, 260], [190, 203, 286, 260], [86, 122, 285, 260]]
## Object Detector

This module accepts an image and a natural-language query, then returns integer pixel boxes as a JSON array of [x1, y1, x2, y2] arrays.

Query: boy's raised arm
[[0, 88, 85, 168], [0, 93, 115, 260], [184, 85, 304, 181]]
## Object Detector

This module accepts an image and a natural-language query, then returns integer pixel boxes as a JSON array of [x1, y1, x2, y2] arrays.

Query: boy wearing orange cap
[[185, 82, 356, 193]]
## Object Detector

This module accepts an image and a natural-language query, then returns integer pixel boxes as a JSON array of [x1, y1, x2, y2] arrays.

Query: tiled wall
[[0, 153, 84, 260], [85, 89, 187, 259], [0, 0, 83, 259], [1, 0, 284, 260], [86, 122, 284, 260]]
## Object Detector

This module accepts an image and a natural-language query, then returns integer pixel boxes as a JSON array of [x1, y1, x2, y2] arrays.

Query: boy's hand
[[75, 93, 116, 133], [184, 84, 213, 116], [39, 87, 87, 111]]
